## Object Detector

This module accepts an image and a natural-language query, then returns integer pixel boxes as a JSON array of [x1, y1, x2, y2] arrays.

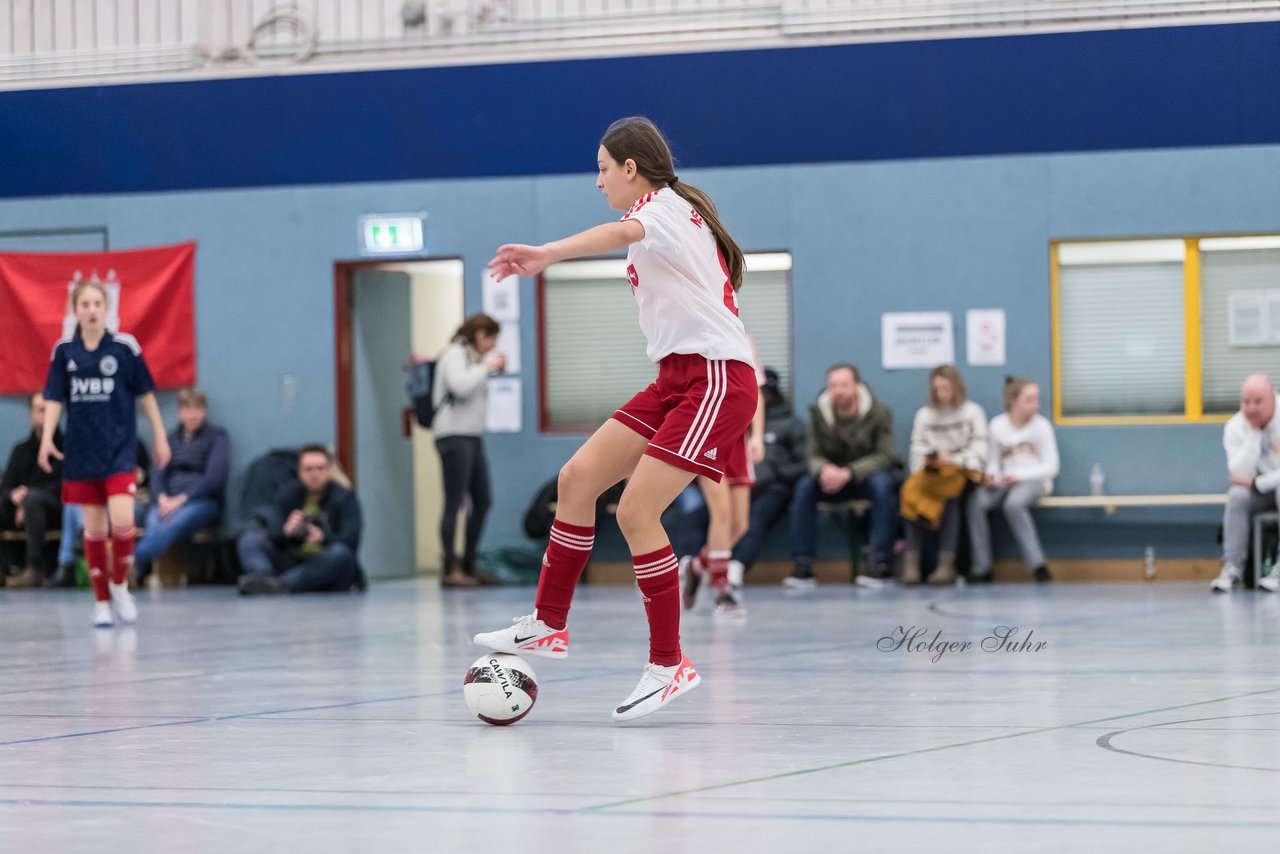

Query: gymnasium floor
[[1, 578, 1277, 853]]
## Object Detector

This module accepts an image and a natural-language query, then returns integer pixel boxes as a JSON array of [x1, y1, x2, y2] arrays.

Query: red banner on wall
[[0, 242, 196, 394]]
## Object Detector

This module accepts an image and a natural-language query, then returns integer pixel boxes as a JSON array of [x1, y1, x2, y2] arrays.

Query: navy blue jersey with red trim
[[43, 330, 156, 482]]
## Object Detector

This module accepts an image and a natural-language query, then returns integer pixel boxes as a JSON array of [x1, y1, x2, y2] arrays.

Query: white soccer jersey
[[621, 188, 755, 365]]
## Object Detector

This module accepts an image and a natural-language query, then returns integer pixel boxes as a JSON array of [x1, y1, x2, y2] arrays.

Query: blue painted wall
[[3, 23, 1279, 564]]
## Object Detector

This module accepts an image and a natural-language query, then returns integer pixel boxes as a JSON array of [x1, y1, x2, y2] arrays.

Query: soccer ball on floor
[[463, 652, 538, 725]]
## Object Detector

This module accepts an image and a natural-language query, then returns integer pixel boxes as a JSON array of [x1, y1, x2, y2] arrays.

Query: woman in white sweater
[[967, 376, 1059, 583], [902, 365, 987, 585], [434, 313, 506, 587]]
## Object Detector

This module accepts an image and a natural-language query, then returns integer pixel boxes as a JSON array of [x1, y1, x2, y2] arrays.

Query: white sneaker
[[109, 581, 137, 624], [611, 655, 701, 721], [727, 559, 745, 589], [472, 613, 569, 659], [782, 574, 816, 590], [1259, 573, 1280, 593], [93, 601, 114, 629], [1210, 565, 1242, 593]]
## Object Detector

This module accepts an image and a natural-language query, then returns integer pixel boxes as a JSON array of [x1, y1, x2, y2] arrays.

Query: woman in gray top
[[434, 313, 506, 587]]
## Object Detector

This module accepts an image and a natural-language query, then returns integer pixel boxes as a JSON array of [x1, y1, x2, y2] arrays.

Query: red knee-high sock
[[111, 525, 136, 586], [534, 521, 595, 630], [705, 548, 731, 590], [85, 530, 109, 602], [634, 544, 682, 667]]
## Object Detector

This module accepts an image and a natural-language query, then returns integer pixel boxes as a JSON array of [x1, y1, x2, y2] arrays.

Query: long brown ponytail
[[600, 116, 746, 291]]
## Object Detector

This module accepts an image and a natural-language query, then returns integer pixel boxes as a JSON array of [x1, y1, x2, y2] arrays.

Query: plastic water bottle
[[1144, 546, 1157, 581], [1089, 463, 1106, 497]]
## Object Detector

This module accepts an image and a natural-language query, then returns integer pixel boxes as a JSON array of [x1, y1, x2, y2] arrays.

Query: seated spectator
[[967, 376, 1059, 583], [56, 441, 150, 586], [1, 393, 63, 588], [671, 368, 808, 588], [236, 444, 363, 595], [786, 363, 902, 587], [900, 365, 987, 586], [1214, 374, 1280, 593], [135, 388, 229, 584]]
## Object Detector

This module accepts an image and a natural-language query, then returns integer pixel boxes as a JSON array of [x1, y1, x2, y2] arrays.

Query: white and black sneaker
[[1259, 572, 1280, 593], [611, 655, 701, 721], [472, 613, 569, 659], [713, 584, 747, 619], [1210, 564, 1242, 593]]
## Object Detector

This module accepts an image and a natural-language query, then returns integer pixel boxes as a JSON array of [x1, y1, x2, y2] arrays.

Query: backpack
[[407, 359, 439, 429], [407, 353, 455, 429]]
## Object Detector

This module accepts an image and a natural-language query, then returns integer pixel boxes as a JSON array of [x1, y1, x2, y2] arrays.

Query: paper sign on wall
[[881, 312, 955, 370], [966, 308, 1006, 366], [486, 377, 522, 433], [482, 272, 520, 322], [494, 323, 521, 375]]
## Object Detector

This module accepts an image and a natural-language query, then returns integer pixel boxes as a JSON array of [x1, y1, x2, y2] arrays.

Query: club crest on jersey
[[690, 209, 704, 228], [99, 355, 118, 377]]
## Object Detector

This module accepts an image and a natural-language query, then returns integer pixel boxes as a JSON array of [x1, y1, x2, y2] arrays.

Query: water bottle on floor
[[1144, 547, 1157, 581]]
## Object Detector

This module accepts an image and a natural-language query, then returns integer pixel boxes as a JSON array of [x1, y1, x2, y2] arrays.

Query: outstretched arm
[[488, 220, 645, 280]]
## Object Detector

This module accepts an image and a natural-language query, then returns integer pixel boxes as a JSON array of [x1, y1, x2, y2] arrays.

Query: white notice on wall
[[482, 272, 520, 323], [882, 312, 955, 370], [494, 323, 521, 375], [486, 377, 522, 433], [966, 308, 1006, 367]]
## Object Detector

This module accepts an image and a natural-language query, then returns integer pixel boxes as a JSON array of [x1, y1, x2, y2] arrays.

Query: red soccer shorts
[[612, 353, 758, 483], [724, 432, 755, 488], [62, 472, 138, 506]]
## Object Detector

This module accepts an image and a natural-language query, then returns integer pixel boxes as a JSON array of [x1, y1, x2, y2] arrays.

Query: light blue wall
[[3, 143, 1278, 561]]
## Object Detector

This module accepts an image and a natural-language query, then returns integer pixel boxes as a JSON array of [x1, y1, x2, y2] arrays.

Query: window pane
[[1058, 246, 1185, 417], [1201, 244, 1280, 414], [541, 254, 791, 432]]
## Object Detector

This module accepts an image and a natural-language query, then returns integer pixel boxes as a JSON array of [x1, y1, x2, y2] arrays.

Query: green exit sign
[[360, 214, 425, 255]]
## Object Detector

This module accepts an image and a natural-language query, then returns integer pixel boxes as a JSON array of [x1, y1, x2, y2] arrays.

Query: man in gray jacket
[[1213, 374, 1280, 593], [786, 364, 902, 587]]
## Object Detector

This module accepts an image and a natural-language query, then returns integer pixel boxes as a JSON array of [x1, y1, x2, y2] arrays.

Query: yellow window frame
[[1050, 235, 1235, 427]]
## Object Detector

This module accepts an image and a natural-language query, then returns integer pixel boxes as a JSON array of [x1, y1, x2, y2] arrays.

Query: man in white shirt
[[1213, 374, 1280, 593]]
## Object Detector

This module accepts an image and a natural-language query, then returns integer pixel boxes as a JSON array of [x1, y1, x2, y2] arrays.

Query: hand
[[14, 507, 24, 527], [935, 451, 954, 467], [488, 244, 551, 280], [304, 524, 325, 545], [284, 510, 307, 537], [486, 353, 507, 373], [37, 440, 63, 473], [157, 493, 188, 519], [748, 434, 765, 464], [1002, 474, 1019, 486], [984, 475, 998, 487], [1229, 473, 1255, 488], [8, 486, 27, 507], [819, 464, 852, 493], [152, 437, 172, 471]]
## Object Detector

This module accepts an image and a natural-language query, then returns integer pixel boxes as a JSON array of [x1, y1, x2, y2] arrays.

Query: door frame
[[332, 256, 464, 486]]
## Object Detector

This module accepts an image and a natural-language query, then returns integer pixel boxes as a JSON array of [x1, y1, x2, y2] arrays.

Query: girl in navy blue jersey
[[39, 280, 170, 628]]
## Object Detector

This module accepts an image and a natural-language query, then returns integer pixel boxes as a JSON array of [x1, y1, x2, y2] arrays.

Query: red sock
[[534, 521, 595, 630], [634, 544, 681, 666], [85, 530, 109, 602], [705, 548, 731, 590], [111, 525, 136, 586]]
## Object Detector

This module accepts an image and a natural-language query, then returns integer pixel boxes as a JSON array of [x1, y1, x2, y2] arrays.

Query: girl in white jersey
[[475, 116, 758, 721]]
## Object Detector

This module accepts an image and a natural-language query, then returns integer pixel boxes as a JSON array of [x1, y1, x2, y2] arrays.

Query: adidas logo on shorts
[[703, 448, 718, 461]]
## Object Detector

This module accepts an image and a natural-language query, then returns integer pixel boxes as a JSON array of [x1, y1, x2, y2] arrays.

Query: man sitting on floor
[[236, 444, 363, 595]]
